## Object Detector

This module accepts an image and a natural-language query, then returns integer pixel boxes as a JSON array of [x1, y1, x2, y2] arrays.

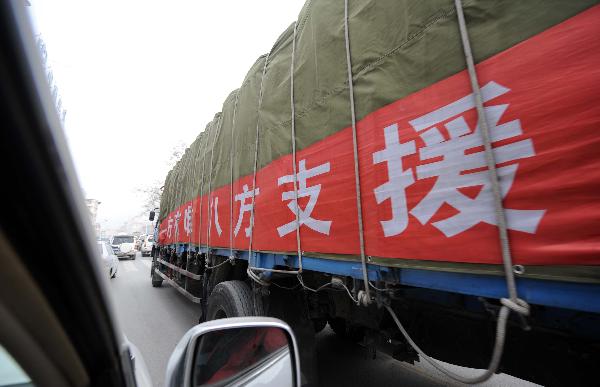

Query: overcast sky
[[27, 0, 305, 230]]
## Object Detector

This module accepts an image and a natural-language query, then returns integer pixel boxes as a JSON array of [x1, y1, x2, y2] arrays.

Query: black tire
[[151, 264, 163, 287], [186, 258, 203, 295], [207, 280, 256, 320], [152, 278, 162, 287]]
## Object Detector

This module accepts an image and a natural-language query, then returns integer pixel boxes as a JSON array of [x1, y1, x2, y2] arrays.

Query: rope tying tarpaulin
[[382, 1, 531, 383], [344, 0, 371, 306]]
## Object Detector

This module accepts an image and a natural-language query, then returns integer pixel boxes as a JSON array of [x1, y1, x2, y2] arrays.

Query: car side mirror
[[149, 210, 155, 221], [165, 317, 300, 387]]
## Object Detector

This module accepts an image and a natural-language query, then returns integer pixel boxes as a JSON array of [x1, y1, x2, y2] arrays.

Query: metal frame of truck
[[154, 245, 600, 314], [150, 240, 600, 386]]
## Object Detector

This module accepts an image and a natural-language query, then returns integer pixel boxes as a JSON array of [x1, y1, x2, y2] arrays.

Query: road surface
[[106, 253, 538, 387]]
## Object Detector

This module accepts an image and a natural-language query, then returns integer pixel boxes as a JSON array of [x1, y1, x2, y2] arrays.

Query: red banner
[[160, 6, 600, 266]]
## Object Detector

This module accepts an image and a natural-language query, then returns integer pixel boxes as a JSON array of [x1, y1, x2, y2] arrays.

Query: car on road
[[0, 3, 300, 386], [111, 235, 136, 260], [97, 241, 118, 278], [134, 235, 143, 251], [140, 235, 154, 257]]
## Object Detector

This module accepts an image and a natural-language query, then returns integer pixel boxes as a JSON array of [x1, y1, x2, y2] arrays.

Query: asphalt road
[[107, 253, 538, 387]]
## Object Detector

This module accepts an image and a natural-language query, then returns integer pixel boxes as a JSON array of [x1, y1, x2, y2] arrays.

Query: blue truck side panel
[[172, 244, 600, 314]]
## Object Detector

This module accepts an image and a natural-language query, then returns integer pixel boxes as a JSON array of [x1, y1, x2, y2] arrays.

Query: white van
[[111, 235, 136, 259]]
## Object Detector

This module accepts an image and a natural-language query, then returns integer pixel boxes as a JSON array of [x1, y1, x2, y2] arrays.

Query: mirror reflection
[[193, 326, 291, 386]]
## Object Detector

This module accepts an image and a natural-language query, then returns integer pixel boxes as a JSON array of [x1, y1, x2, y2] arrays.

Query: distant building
[[85, 199, 101, 235]]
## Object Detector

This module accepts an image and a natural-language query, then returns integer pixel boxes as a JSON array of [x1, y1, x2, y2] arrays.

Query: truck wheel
[[151, 278, 162, 287], [151, 267, 163, 287], [207, 280, 255, 320]]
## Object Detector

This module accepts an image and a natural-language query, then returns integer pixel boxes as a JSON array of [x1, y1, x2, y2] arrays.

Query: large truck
[[150, 1, 600, 385]]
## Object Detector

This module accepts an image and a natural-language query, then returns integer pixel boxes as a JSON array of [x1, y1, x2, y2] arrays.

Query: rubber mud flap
[[328, 317, 364, 342], [266, 286, 318, 387], [151, 259, 163, 287], [186, 258, 203, 296]]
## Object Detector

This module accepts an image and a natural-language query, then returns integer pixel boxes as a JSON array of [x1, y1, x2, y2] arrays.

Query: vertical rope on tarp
[[343, 0, 371, 305], [206, 114, 223, 255], [172, 158, 184, 249], [455, 0, 526, 310], [170, 168, 179, 247], [289, 21, 303, 273], [197, 124, 209, 254], [247, 53, 270, 269], [187, 133, 204, 265], [183, 142, 203, 288], [170, 158, 186, 283], [382, 2, 530, 384], [245, 26, 303, 279], [230, 91, 240, 260]]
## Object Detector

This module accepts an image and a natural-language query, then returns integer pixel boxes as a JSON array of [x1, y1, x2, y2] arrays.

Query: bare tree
[[135, 142, 187, 215], [167, 141, 187, 169], [136, 180, 163, 213]]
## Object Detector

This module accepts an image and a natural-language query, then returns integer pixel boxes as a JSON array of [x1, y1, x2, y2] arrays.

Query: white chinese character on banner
[[211, 197, 223, 236], [234, 184, 260, 237], [183, 204, 193, 236], [373, 81, 545, 237], [277, 159, 332, 237], [372, 123, 416, 236], [173, 210, 181, 238], [167, 217, 174, 238]]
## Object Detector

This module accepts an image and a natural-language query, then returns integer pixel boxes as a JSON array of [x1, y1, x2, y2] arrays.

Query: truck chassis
[[151, 244, 600, 386]]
